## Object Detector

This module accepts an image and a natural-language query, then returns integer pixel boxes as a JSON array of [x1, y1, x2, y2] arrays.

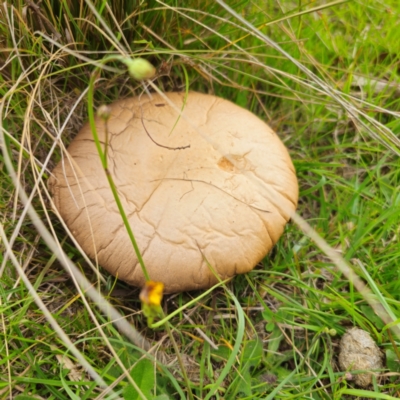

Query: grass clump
[[1, 0, 400, 399]]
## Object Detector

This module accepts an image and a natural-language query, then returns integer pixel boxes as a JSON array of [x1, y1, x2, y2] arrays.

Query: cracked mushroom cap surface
[[48, 91, 298, 293]]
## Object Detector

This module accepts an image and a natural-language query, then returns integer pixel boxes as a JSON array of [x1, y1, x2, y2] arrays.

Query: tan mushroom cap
[[49, 91, 298, 293]]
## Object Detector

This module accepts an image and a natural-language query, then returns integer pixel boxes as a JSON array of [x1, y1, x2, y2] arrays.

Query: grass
[[1, 0, 400, 398]]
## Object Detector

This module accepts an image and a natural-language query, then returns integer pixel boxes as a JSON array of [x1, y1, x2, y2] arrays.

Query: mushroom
[[48, 91, 298, 293]]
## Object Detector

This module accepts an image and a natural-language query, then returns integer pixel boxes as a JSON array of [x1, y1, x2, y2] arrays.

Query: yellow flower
[[140, 281, 164, 327], [140, 281, 164, 306]]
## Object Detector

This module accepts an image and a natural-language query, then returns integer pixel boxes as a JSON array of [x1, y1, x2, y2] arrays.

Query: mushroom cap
[[48, 91, 298, 293]]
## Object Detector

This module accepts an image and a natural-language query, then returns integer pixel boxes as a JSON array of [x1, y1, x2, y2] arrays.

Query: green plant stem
[[87, 56, 150, 282], [104, 169, 150, 282]]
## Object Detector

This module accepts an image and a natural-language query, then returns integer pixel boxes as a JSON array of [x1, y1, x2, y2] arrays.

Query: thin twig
[[139, 101, 190, 151]]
